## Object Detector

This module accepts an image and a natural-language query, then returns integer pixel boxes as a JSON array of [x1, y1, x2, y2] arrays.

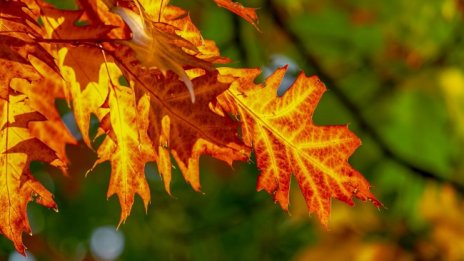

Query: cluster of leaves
[[0, 0, 380, 255]]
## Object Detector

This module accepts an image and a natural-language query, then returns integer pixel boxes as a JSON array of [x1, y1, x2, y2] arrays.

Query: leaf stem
[[34, 37, 127, 44]]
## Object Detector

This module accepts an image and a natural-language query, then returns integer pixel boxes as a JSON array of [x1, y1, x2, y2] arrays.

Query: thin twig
[[34, 37, 126, 44], [232, 14, 248, 66]]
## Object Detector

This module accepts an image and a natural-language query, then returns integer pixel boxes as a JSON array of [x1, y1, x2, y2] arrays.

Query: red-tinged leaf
[[113, 5, 214, 102], [120, 65, 249, 192], [160, 5, 230, 63], [0, 94, 63, 255], [0, 0, 57, 100], [214, 0, 260, 31], [218, 67, 381, 226], [10, 55, 77, 164], [39, 3, 115, 41], [0, 0, 385, 253]]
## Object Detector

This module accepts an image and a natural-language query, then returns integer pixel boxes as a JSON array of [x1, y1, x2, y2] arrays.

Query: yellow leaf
[[57, 47, 110, 147], [10, 55, 77, 164], [93, 64, 155, 225], [0, 94, 62, 255]]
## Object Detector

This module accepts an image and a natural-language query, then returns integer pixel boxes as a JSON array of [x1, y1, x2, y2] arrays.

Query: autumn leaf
[[214, 0, 260, 31], [121, 66, 249, 192], [54, 45, 155, 223], [39, 3, 163, 230], [159, 4, 230, 64], [38, 0, 245, 215], [0, 2, 77, 164], [39, 0, 116, 41], [106, 1, 249, 192], [38, 1, 127, 151], [10, 55, 77, 164], [54, 46, 111, 148], [0, 0, 57, 100], [0, 93, 63, 255], [217, 66, 381, 225], [136, 0, 170, 18], [0, 3, 70, 254], [112, 2, 214, 102], [92, 63, 155, 225], [0, 0, 384, 255]]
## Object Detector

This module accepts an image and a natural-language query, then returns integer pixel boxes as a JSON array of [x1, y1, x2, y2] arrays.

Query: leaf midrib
[[228, 88, 347, 184]]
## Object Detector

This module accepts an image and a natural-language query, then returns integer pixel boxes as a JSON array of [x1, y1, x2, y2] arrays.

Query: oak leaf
[[113, 3, 214, 102], [39, 1, 116, 41], [92, 64, 155, 225], [214, 0, 260, 31], [44, 46, 109, 148], [10, 55, 77, 164], [217, 66, 381, 225], [0, 0, 382, 254], [54, 47, 153, 223], [38, 2, 115, 148], [39, 0, 246, 215], [0, 93, 63, 255], [125, 67, 249, 192], [107, 1, 249, 192], [0, 0, 57, 100]]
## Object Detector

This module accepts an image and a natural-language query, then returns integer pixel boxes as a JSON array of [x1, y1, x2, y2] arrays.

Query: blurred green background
[[2, 0, 464, 260]]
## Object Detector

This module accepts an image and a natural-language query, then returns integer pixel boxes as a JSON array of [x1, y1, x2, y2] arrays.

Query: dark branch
[[265, 0, 464, 193], [232, 14, 248, 66]]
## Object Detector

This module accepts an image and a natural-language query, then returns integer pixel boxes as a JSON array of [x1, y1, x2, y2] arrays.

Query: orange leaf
[[218, 66, 381, 226], [0, 0, 387, 255], [214, 0, 260, 31], [135, 69, 249, 192], [0, 94, 62, 255], [0, 0, 57, 100], [38, 5, 116, 148], [112, 2, 215, 102], [10, 55, 77, 164], [39, 2, 115, 41]]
